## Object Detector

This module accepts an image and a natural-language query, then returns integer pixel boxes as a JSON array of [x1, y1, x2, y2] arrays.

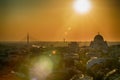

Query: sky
[[0, 0, 120, 41]]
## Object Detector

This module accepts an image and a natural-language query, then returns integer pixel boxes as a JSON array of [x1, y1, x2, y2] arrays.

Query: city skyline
[[0, 0, 120, 41]]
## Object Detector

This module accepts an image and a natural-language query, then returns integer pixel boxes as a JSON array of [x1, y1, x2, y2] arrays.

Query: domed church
[[90, 33, 108, 50]]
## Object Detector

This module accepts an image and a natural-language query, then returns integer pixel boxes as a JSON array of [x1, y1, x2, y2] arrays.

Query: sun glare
[[73, 0, 91, 14]]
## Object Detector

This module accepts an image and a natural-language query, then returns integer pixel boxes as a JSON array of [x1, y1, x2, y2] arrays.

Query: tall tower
[[27, 33, 29, 46], [63, 38, 66, 43], [26, 33, 30, 54]]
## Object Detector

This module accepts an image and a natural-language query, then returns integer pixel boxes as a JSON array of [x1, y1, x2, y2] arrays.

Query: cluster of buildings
[[0, 33, 120, 80]]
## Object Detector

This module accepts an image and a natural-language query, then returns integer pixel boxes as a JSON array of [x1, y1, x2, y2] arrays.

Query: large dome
[[90, 33, 108, 50], [94, 34, 104, 41]]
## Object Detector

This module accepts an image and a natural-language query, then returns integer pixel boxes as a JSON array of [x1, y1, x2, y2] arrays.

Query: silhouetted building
[[90, 33, 108, 50], [87, 33, 108, 58]]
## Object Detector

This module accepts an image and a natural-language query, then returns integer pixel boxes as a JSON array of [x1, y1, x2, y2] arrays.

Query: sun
[[73, 0, 91, 14]]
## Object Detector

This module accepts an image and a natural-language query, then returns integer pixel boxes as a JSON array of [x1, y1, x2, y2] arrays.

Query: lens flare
[[30, 56, 53, 80]]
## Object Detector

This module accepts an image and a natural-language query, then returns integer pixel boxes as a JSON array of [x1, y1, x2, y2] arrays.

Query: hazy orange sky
[[0, 0, 120, 41]]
